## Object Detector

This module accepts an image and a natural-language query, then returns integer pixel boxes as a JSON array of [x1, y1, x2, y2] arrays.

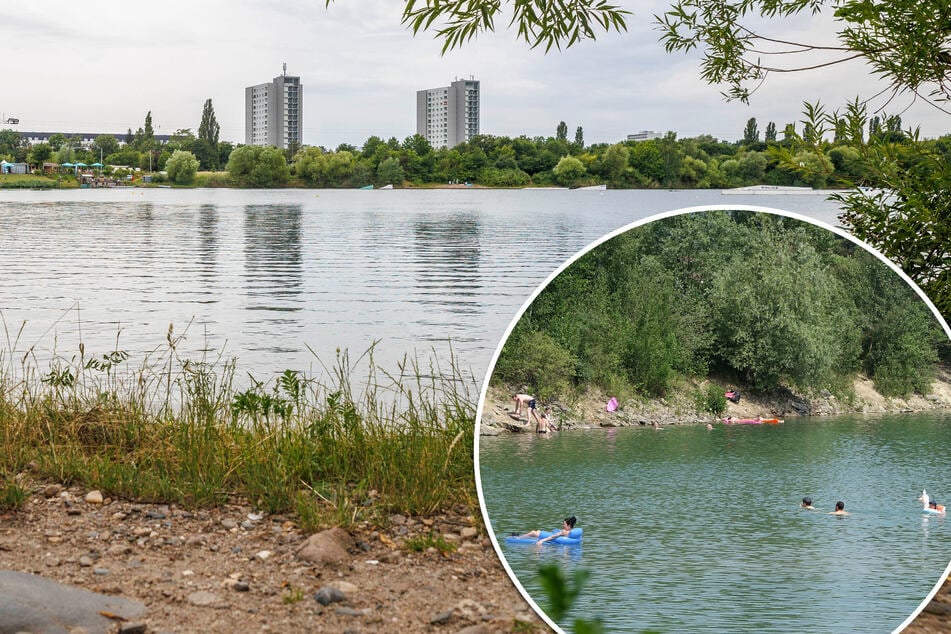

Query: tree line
[[492, 211, 948, 405]]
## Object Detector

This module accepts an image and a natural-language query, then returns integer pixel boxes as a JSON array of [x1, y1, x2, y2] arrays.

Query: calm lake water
[[478, 414, 951, 633], [0, 188, 843, 382]]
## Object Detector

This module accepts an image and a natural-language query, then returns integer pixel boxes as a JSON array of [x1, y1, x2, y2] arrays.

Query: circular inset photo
[[476, 206, 951, 633]]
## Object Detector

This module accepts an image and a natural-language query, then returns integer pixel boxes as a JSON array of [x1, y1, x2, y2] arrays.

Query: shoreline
[[480, 368, 951, 434]]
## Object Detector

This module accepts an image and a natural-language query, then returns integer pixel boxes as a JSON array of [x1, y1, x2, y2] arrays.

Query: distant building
[[18, 132, 172, 147], [416, 77, 480, 148], [627, 131, 663, 142], [245, 65, 303, 149]]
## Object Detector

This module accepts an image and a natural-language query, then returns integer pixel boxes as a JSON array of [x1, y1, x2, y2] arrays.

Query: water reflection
[[197, 204, 218, 281], [413, 212, 482, 315], [242, 205, 303, 308]]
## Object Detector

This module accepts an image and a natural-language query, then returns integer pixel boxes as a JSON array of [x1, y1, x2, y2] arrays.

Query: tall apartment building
[[245, 65, 303, 149], [416, 78, 480, 148]]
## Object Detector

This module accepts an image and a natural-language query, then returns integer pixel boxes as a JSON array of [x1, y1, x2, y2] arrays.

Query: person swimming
[[801, 497, 816, 510], [829, 501, 848, 516]]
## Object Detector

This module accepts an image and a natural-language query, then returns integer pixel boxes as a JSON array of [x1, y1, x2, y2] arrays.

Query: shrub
[[165, 150, 199, 185]]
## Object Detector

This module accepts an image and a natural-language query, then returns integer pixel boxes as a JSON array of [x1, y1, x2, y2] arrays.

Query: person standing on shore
[[512, 393, 538, 421]]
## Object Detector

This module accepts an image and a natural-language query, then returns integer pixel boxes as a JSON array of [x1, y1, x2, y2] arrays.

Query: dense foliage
[[492, 211, 946, 401]]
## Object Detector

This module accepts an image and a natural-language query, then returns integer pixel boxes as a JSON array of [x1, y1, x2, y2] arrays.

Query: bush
[[165, 150, 199, 185], [493, 329, 576, 401], [696, 383, 727, 416]]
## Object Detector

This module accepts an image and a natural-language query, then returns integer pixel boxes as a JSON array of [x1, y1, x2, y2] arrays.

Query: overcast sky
[[2, 1, 947, 149]]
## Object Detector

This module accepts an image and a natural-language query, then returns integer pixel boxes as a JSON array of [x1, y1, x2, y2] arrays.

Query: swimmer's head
[[564, 516, 577, 528], [835, 501, 845, 511], [802, 497, 812, 507]]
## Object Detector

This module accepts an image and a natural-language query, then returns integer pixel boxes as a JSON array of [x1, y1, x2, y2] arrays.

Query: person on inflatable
[[517, 515, 577, 544], [929, 500, 946, 514]]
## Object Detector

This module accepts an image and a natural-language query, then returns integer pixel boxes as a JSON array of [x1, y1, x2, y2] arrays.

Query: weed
[[282, 585, 305, 604], [0, 330, 477, 527], [404, 531, 458, 556]]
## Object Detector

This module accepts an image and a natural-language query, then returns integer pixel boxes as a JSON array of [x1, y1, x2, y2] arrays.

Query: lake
[[0, 188, 844, 383], [478, 414, 951, 633]]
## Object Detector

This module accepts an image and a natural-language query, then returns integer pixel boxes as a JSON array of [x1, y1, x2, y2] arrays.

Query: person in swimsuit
[[516, 516, 577, 543], [536, 408, 558, 433], [801, 497, 816, 510], [512, 393, 536, 419], [829, 501, 848, 515]]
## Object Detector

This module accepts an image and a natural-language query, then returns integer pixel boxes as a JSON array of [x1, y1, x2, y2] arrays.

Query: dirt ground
[[0, 485, 548, 633]]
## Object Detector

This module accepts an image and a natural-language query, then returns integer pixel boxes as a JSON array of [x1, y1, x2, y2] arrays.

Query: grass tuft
[[0, 328, 477, 528]]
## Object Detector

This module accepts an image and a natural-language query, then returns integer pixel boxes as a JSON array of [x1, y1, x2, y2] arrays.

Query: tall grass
[[0, 325, 477, 528]]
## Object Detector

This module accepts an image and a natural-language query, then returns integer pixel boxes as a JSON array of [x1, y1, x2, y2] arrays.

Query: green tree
[[27, 142, 53, 167], [226, 145, 291, 187], [165, 149, 199, 185], [92, 135, 120, 161], [0, 129, 23, 159], [743, 118, 759, 144], [574, 126, 584, 151], [600, 143, 629, 183], [657, 0, 951, 104], [358, 0, 630, 52], [197, 98, 221, 170], [556, 121, 568, 143], [765, 122, 777, 143], [376, 156, 404, 186], [552, 155, 585, 186]]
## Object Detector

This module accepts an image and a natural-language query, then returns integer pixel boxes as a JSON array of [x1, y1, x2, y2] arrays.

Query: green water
[[478, 413, 951, 633]]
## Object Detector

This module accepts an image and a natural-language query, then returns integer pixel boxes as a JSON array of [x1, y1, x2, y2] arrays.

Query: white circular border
[[473, 204, 951, 633]]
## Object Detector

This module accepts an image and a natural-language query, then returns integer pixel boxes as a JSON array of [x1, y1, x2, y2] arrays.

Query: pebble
[[234, 581, 250, 592], [221, 518, 237, 530], [42, 484, 63, 498], [145, 509, 167, 520], [460, 527, 478, 540], [93, 567, 110, 575], [255, 550, 272, 561], [78, 556, 95, 567], [85, 490, 104, 505], [118, 624, 148, 634], [335, 606, 371, 617], [430, 610, 453, 624], [314, 586, 347, 606]]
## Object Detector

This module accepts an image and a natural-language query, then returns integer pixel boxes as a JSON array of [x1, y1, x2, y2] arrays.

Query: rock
[[93, 567, 110, 575], [335, 606, 371, 617], [118, 623, 149, 634], [85, 490, 104, 505], [314, 586, 347, 606], [234, 581, 250, 592], [430, 610, 453, 624], [42, 484, 63, 498], [145, 508, 167, 520], [295, 527, 352, 566], [187, 590, 224, 607], [78, 555, 95, 567], [460, 527, 478, 540], [329, 580, 359, 595], [254, 550, 272, 561], [220, 518, 237, 530], [0, 570, 147, 633]]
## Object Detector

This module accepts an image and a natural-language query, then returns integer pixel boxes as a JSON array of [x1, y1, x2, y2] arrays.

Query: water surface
[[478, 414, 951, 633]]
